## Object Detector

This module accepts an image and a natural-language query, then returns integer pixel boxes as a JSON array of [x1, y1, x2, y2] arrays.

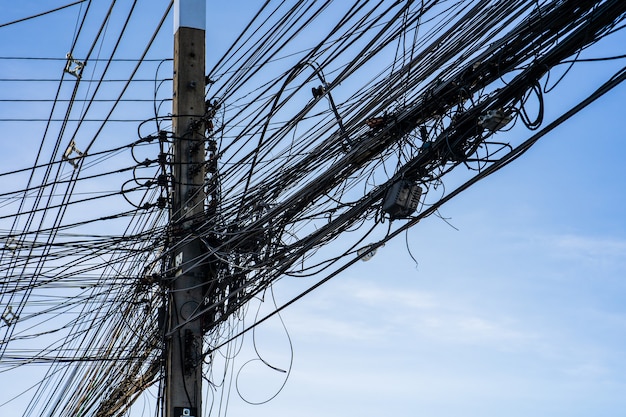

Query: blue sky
[[233, 91, 626, 417], [1, 2, 625, 417], [208, 4, 626, 414], [228, 100, 626, 416]]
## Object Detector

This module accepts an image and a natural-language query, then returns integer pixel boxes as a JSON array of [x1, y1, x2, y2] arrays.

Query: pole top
[[174, 0, 206, 32]]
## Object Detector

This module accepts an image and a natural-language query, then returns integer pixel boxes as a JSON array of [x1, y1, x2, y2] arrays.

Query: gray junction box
[[382, 180, 422, 219]]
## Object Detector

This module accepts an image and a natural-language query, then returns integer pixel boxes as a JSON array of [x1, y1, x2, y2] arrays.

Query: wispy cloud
[[546, 234, 626, 267], [282, 280, 539, 352], [352, 285, 438, 309]]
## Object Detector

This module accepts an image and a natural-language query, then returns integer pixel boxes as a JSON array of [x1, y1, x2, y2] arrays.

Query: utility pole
[[167, 1, 206, 417]]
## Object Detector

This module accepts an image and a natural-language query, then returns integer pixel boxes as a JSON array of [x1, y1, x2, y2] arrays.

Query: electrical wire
[[1, 2, 625, 417]]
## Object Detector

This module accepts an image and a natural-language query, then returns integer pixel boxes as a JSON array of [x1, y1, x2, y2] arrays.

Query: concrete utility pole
[[167, 1, 206, 417]]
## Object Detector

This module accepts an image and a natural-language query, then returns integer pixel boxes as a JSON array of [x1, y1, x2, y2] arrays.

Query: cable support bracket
[[63, 139, 85, 169], [64, 53, 85, 79], [3, 237, 22, 252], [1, 305, 18, 327]]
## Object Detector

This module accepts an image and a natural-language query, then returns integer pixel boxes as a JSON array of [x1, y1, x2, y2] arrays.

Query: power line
[[0, 0, 88, 29]]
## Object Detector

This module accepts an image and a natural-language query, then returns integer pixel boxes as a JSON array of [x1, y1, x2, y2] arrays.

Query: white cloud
[[564, 361, 611, 378], [280, 279, 540, 354], [352, 284, 438, 309], [546, 234, 626, 266]]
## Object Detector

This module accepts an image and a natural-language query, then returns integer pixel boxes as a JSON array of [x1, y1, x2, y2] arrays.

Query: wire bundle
[[0, 1, 625, 416]]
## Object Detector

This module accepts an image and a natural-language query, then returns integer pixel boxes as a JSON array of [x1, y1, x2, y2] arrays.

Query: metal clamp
[[2, 306, 18, 327], [63, 140, 85, 169], [64, 53, 85, 79]]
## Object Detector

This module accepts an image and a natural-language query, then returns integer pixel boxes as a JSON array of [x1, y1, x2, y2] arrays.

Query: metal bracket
[[174, 252, 184, 277], [2, 306, 18, 327], [3, 237, 22, 252], [64, 53, 85, 79], [63, 140, 84, 169]]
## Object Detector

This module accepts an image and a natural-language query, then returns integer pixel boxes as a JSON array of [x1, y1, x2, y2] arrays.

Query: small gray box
[[383, 180, 422, 219]]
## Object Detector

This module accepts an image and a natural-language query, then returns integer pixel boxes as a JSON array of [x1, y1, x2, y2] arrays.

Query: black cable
[[0, 0, 87, 29]]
